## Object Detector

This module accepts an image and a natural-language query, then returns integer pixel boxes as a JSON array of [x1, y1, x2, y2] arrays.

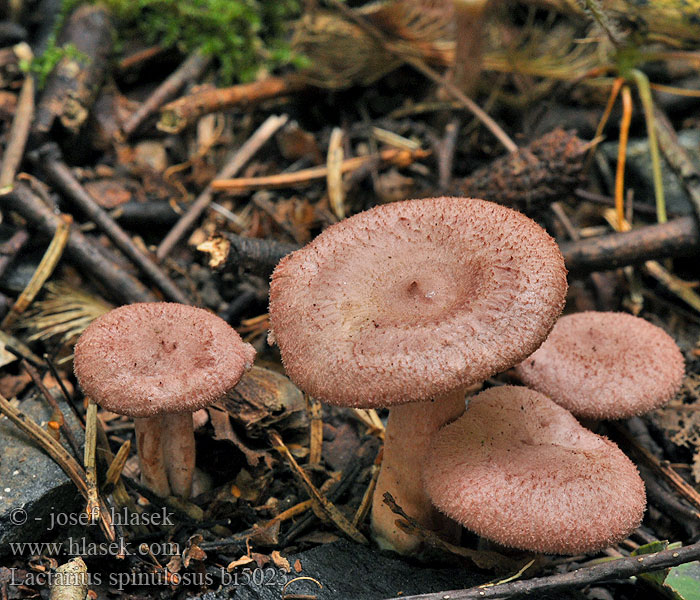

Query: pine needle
[[632, 68, 668, 224], [18, 282, 113, 351]]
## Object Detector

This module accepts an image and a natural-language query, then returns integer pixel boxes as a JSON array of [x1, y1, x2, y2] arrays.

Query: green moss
[[27, 0, 304, 87], [105, 0, 304, 83], [20, 43, 88, 89]]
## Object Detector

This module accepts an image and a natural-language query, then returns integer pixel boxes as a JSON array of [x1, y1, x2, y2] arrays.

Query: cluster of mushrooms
[[73, 196, 685, 557]]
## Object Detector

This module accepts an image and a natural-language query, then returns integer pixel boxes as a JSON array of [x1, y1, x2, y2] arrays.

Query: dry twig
[[158, 78, 303, 134], [0, 393, 115, 543], [156, 114, 288, 261], [0, 44, 33, 190], [121, 48, 212, 138], [84, 401, 100, 521], [1, 182, 157, 303], [306, 395, 323, 466], [32, 144, 191, 304], [212, 147, 430, 192], [269, 430, 368, 545], [383, 540, 700, 599], [1, 214, 70, 329]]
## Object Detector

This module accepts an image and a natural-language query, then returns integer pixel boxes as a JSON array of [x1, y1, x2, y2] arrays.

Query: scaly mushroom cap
[[423, 386, 646, 554], [516, 312, 685, 420], [269, 197, 567, 408], [74, 303, 256, 418]]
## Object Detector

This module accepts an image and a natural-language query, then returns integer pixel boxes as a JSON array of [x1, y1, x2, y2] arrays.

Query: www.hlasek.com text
[[10, 537, 179, 558]]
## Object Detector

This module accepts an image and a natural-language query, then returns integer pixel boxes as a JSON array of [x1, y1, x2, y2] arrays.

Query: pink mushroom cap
[[516, 312, 685, 420], [269, 197, 567, 408], [74, 303, 256, 418], [423, 386, 646, 554]]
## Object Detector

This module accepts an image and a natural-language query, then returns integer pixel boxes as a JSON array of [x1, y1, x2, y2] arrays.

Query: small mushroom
[[269, 197, 567, 553], [423, 386, 646, 554], [516, 311, 685, 420], [74, 302, 255, 498]]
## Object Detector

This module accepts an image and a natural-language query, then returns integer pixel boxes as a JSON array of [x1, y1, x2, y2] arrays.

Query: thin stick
[[0, 67, 34, 190], [269, 431, 368, 544], [603, 209, 700, 313], [614, 84, 633, 231], [559, 215, 698, 272], [2, 214, 70, 328], [584, 77, 623, 173], [1, 182, 157, 304], [84, 401, 100, 521], [156, 114, 288, 261], [0, 393, 115, 542], [33, 144, 191, 304], [1, 332, 43, 365], [21, 358, 81, 457], [632, 69, 667, 224], [158, 77, 303, 134], [327, 0, 518, 154], [614, 422, 700, 512], [384, 540, 700, 599], [383, 492, 521, 571], [121, 48, 212, 138], [306, 395, 323, 466], [44, 353, 85, 428], [0, 229, 29, 278], [649, 82, 700, 97], [326, 127, 345, 220], [268, 499, 313, 524], [644, 260, 700, 314], [103, 439, 130, 492], [652, 106, 700, 224], [352, 450, 381, 528], [212, 147, 429, 191], [93, 415, 147, 535]]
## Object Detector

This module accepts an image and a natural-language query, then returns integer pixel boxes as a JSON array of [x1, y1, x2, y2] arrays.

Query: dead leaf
[[227, 555, 255, 571], [207, 405, 271, 467], [271, 551, 291, 573], [249, 520, 281, 546], [250, 552, 270, 568], [651, 374, 700, 483], [219, 366, 306, 438], [166, 555, 182, 575], [276, 121, 322, 164], [84, 179, 132, 209], [182, 535, 207, 568], [0, 372, 31, 398]]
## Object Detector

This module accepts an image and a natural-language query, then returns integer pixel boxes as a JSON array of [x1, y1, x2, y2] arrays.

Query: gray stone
[[601, 129, 700, 217], [196, 539, 585, 600], [0, 396, 83, 553]]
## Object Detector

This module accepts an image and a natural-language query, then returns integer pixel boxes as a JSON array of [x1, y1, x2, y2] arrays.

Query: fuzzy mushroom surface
[[270, 196, 567, 408], [423, 386, 646, 555], [74, 302, 256, 497], [269, 197, 567, 553], [516, 311, 685, 420]]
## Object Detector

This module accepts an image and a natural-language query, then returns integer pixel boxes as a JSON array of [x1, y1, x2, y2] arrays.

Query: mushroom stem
[[134, 416, 171, 497], [371, 388, 467, 554], [162, 412, 196, 498]]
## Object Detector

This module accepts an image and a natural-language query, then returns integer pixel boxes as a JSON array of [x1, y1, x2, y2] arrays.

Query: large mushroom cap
[[74, 303, 256, 418], [423, 386, 646, 554], [269, 197, 567, 408], [516, 311, 685, 420]]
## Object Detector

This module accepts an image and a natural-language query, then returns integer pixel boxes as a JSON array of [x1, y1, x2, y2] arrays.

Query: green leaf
[[664, 561, 700, 600], [633, 541, 700, 599], [634, 540, 671, 586]]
